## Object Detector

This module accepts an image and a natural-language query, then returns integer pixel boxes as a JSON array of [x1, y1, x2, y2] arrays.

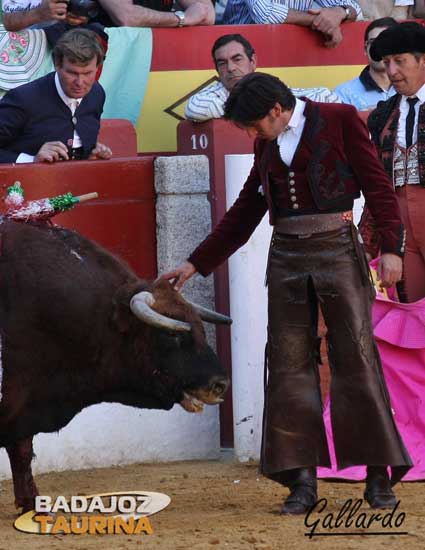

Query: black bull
[[0, 219, 230, 511]]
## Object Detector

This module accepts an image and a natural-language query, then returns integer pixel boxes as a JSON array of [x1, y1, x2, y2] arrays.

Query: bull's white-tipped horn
[[130, 291, 191, 332], [185, 300, 232, 325]]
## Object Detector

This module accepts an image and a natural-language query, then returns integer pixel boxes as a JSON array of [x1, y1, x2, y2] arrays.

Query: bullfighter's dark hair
[[364, 17, 398, 44], [211, 34, 255, 68], [224, 72, 295, 124], [53, 28, 104, 67]]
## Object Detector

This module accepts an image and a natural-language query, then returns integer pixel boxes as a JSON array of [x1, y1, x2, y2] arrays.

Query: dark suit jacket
[[189, 100, 404, 276], [0, 72, 105, 163]]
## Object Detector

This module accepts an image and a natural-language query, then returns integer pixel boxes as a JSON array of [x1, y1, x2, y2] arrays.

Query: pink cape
[[318, 287, 425, 481]]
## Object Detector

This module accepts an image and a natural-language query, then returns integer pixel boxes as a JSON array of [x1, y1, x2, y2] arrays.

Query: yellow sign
[[136, 65, 363, 153]]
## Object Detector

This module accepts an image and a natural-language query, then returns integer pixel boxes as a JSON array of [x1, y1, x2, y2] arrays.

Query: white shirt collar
[[401, 82, 425, 104], [54, 72, 83, 109], [286, 97, 305, 130], [277, 98, 305, 145]]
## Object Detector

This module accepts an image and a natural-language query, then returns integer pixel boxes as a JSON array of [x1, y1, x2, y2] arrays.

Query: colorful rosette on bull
[[5, 189, 98, 222]]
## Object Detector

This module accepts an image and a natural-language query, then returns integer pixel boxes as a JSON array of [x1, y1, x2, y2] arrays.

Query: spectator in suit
[[186, 33, 342, 122], [334, 17, 398, 110], [0, 28, 112, 163]]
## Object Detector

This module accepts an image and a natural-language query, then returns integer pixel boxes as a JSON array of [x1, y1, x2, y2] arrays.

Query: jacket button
[[291, 195, 297, 202], [289, 179, 295, 186], [290, 188, 296, 194], [289, 171, 295, 177], [293, 203, 299, 209]]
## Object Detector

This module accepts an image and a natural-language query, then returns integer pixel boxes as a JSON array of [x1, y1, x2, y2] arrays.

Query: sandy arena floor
[[0, 453, 423, 550]]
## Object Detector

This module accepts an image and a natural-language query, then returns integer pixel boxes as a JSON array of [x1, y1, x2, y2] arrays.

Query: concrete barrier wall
[[0, 155, 219, 480]]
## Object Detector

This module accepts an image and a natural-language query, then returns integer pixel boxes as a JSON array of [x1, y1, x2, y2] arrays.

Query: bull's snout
[[180, 375, 230, 413]]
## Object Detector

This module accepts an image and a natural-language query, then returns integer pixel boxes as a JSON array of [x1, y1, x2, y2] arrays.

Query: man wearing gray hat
[[360, 21, 425, 303]]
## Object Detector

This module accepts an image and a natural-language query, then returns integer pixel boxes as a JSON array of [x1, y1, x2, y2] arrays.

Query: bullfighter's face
[[239, 102, 294, 141], [55, 56, 98, 99], [383, 52, 425, 97]]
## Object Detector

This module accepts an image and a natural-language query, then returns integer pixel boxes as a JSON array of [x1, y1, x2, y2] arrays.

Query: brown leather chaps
[[261, 220, 412, 486]]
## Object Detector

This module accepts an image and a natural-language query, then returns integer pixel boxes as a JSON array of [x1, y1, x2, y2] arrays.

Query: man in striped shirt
[[222, 1, 362, 48], [185, 33, 342, 121]]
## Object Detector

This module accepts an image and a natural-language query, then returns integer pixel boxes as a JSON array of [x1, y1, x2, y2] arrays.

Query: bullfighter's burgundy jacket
[[188, 100, 404, 276]]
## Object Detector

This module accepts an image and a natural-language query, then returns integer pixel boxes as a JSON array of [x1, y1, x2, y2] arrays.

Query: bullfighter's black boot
[[364, 466, 397, 509], [280, 467, 317, 515]]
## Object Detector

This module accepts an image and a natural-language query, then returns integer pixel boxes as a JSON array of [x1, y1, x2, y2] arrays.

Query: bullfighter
[[360, 22, 425, 302], [163, 72, 412, 515]]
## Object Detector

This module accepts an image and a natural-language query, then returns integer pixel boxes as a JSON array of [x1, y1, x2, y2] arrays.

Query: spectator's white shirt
[[2, 0, 42, 12], [185, 80, 342, 122], [185, 81, 229, 121]]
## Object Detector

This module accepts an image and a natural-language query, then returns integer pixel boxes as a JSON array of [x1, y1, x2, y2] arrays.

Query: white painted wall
[[226, 154, 365, 462], [225, 155, 270, 462], [0, 403, 220, 480]]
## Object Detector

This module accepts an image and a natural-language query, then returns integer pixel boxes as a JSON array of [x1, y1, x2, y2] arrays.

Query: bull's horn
[[130, 292, 191, 332], [185, 300, 232, 325]]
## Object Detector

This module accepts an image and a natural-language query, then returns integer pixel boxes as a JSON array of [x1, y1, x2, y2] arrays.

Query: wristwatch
[[174, 10, 185, 27], [341, 6, 351, 21]]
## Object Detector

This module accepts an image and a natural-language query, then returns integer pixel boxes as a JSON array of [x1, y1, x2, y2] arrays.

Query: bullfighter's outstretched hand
[[162, 261, 196, 291]]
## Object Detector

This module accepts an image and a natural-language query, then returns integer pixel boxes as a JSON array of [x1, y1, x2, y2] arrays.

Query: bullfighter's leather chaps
[[261, 220, 412, 486]]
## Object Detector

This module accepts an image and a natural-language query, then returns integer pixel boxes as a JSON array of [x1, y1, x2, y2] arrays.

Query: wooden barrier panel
[[0, 157, 157, 280], [98, 119, 138, 157]]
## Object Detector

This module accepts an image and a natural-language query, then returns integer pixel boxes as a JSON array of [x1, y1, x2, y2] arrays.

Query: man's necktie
[[405, 97, 419, 149]]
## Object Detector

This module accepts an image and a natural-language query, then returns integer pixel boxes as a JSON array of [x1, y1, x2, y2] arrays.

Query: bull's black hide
[[0, 219, 229, 511]]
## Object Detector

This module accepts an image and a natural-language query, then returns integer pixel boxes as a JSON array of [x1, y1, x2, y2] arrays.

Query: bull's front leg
[[6, 436, 39, 512]]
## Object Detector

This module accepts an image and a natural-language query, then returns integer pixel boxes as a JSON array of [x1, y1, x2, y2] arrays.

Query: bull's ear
[[112, 281, 150, 333]]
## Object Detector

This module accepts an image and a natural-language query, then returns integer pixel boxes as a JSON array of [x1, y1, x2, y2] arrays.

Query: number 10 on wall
[[191, 134, 209, 150]]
